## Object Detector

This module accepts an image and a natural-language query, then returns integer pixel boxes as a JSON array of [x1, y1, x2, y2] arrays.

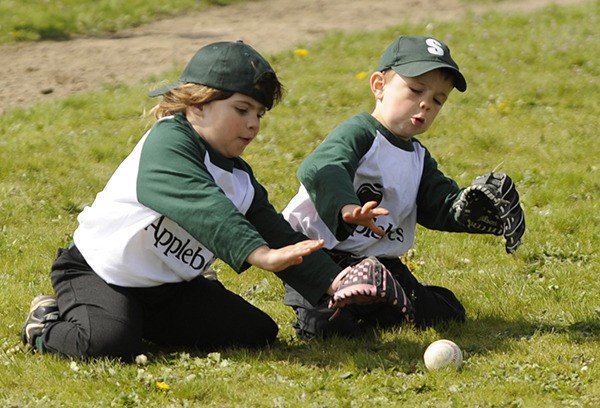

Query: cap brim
[[148, 80, 184, 97], [392, 62, 467, 92]]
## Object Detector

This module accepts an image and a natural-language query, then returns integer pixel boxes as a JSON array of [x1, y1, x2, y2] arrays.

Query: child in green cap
[[21, 41, 343, 360], [282, 35, 524, 338]]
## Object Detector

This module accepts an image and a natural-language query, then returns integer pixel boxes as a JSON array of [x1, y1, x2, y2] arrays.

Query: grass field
[[0, 0, 243, 43], [1, 1, 599, 407]]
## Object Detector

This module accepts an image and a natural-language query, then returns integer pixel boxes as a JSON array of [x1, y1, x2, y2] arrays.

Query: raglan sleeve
[[298, 120, 373, 241], [136, 122, 267, 272], [415, 146, 470, 232], [244, 170, 341, 305]]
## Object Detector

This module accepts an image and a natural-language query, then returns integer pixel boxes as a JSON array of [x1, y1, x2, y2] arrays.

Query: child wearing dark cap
[[283, 35, 515, 339], [21, 41, 343, 360]]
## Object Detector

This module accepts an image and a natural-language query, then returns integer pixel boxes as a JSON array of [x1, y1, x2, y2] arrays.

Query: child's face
[[371, 69, 454, 140], [187, 93, 266, 158]]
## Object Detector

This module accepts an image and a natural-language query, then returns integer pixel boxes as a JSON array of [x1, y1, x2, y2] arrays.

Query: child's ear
[[370, 71, 386, 99], [188, 104, 204, 116]]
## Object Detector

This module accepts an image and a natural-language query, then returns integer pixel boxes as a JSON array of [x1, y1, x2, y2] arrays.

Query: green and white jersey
[[283, 112, 469, 258], [74, 112, 337, 304]]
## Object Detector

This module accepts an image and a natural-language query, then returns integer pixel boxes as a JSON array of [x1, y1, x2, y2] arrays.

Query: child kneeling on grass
[[21, 41, 343, 361], [282, 35, 525, 339]]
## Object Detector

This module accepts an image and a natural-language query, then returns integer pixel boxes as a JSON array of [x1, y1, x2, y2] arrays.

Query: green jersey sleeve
[[136, 116, 266, 272], [244, 173, 340, 305], [415, 141, 470, 232], [297, 114, 375, 240]]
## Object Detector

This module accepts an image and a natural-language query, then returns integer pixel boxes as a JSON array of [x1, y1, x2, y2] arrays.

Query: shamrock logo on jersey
[[356, 183, 384, 205]]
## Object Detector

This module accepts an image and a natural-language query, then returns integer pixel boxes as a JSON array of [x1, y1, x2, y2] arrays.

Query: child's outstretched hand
[[341, 201, 390, 237], [247, 240, 325, 273]]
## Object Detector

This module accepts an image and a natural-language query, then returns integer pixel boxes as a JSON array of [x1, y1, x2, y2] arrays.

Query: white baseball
[[423, 339, 463, 370]]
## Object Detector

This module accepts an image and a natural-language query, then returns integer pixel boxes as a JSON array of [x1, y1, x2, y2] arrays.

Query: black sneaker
[[21, 294, 59, 350]]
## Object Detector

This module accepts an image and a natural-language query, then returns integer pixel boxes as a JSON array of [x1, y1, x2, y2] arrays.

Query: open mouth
[[412, 116, 425, 127]]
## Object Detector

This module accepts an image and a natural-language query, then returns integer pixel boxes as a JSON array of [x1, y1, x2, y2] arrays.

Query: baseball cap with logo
[[149, 40, 279, 109], [377, 36, 467, 92]]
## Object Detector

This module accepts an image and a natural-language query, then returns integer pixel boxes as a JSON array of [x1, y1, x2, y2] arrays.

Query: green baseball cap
[[149, 40, 278, 109], [377, 36, 467, 92]]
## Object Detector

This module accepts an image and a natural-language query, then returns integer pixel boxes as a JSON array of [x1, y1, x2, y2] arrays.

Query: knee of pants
[[295, 306, 362, 338], [43, 318, 141, 362], [239, 315, 279, 348], [259, 319, 279, 346], [412, 285, 466, 328], [82, 318, 142, 361]]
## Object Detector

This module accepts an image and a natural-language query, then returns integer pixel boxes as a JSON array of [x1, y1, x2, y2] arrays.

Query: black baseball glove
[[328, 257, 413, 321], [452, 172, 525, 253]]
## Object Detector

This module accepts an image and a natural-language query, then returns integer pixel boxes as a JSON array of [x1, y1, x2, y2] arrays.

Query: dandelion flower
[[156, 382, 170, 392], [135, 354, 148, 365], [293, 48, 309, 58]]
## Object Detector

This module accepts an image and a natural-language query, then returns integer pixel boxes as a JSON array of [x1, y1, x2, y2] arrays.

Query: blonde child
[[21, 41, 343, 360]]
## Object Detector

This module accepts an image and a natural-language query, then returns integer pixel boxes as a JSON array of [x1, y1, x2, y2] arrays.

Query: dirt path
[[0, 0, 587, 115]]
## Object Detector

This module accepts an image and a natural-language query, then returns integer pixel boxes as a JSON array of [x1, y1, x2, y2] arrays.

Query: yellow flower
[[355, 71, 367, 80], [400, 250, 421, 273], [156, 382, 170, 392], [497, 101, 512, 114], [488, 95, 513, 115], [406, 260, 418, 272], [293, 48, 309, 58]]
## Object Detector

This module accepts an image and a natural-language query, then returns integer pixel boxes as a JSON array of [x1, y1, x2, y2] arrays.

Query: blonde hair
[[147, 83, 234, 119], [148, 75, 284, 120]]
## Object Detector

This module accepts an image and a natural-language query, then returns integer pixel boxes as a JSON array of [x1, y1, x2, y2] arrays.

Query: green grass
[[1, 1, 600, 406], [0, 0, 245, 43]]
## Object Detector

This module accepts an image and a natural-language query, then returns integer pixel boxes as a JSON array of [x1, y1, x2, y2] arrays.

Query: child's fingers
[[295, 239, 324, 253], [271, 241, 324, 271], [371, 207, 390, 216], [368, 220, 386, 237], [361, 201, 389, 216]]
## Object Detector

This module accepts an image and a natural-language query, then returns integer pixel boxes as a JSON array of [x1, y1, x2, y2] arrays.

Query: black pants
[[284, 253, 466, 339], [43, 246, 278, 361]]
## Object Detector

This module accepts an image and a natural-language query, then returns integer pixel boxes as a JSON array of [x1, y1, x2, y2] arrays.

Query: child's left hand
[[247, 240, 325, 273], [341, 201, 390, 237]]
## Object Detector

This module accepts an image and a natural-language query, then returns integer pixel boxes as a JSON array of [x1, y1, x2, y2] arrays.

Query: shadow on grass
[[467, 315, 600, 341], [137, 315, 600, 372]]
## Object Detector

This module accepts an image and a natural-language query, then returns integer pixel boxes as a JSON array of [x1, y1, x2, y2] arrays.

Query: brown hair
[[382, 68, 457, 87], [253, 70, 284, 110], [148, 83, 234, 119]]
